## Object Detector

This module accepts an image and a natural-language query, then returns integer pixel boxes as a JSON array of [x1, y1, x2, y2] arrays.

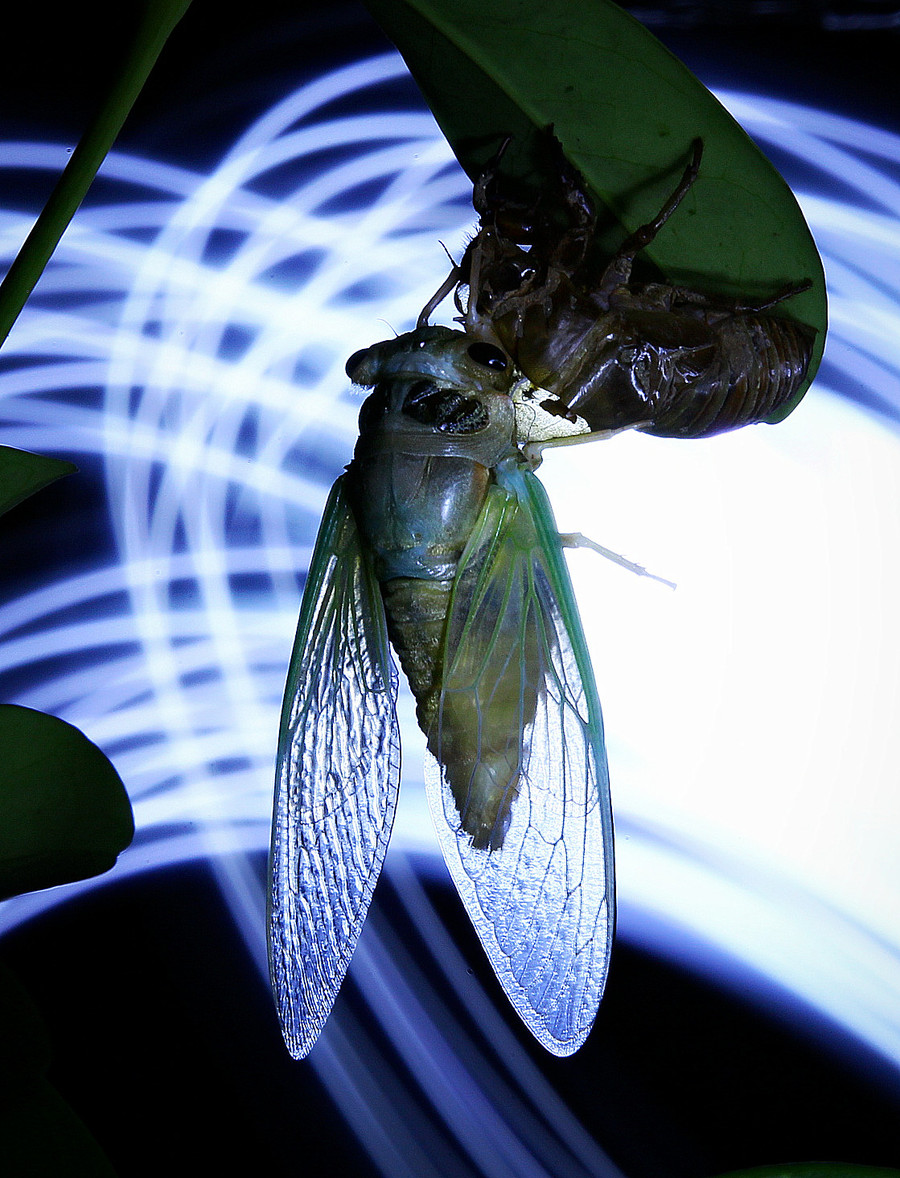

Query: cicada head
[[346, 326, 519, 467], [346, 326, 512, 392]]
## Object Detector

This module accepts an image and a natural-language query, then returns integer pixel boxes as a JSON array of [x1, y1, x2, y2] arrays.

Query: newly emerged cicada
[[268, 139, 815, 1059], [269, 325, 612, 1058]]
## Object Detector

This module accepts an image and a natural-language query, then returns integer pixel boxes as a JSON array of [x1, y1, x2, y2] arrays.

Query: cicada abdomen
[[447, 138, 815, 439]]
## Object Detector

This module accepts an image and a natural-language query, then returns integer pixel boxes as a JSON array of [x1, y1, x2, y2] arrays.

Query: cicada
[[268, 323, 612, 1058], [268, 138, 815, 1060]]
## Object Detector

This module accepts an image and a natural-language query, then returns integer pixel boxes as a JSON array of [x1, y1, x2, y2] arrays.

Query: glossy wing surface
[[268, 476, 400, 1059], [425, 465, 614, 1056]]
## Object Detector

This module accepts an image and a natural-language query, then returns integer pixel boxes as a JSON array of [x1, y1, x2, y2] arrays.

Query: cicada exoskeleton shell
[[448, 137, 815, 439]]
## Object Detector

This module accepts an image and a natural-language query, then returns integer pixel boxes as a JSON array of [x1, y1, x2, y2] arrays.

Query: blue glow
[[1, 49, 900, 1169]]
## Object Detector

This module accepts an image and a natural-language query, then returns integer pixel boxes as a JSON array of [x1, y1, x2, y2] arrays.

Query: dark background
[[4, 858, 900, 1177], [1, 3, 899, 1176]]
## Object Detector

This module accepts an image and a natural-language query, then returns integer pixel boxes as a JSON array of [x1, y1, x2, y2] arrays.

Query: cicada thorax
[[345, 326, 529, 849], [457, 137, 815, 440]]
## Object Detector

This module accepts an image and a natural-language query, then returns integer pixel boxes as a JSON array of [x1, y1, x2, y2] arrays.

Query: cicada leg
[[689, 278, 813, 315], [559, 532, 676, 589], [465, 130, 597, 328], [521, 421, 650, 468], [417, 261, 464, 328], [472, 135, 514, 218], [596, 138, 704, 297]]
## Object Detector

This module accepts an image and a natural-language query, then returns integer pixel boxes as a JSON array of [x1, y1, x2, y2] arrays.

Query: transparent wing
[[268, 476, 400, 1059], [425, 465, 614, 1056]]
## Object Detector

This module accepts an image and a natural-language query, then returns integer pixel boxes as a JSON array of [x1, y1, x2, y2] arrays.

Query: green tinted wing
[[425, 464, 613, 1055]]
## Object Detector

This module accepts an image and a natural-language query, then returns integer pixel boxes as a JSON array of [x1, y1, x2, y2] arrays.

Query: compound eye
[[345, 348, 369, 380], [467, 341, 509, 370]]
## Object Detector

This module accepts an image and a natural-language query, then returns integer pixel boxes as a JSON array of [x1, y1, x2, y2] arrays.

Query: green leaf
[[0, 705, 134, 901], [0, 445, 77, 517], [714, 1166, 900, 1178], [362, 0, 826, 420], [0, 0, 193, 349]]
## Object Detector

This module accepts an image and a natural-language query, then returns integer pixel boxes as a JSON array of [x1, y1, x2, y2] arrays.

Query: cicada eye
[[467, 341, 509, 370], [345, 348, 370, 380]]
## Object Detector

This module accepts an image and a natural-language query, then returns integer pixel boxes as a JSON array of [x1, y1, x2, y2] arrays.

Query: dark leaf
[[362, 0, 826, 420], [0, 705, 134, 901], [0, 445, 77, 517]]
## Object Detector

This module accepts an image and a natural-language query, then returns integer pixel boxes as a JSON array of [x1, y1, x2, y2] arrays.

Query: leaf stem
[[0, 0, 193, 348]]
